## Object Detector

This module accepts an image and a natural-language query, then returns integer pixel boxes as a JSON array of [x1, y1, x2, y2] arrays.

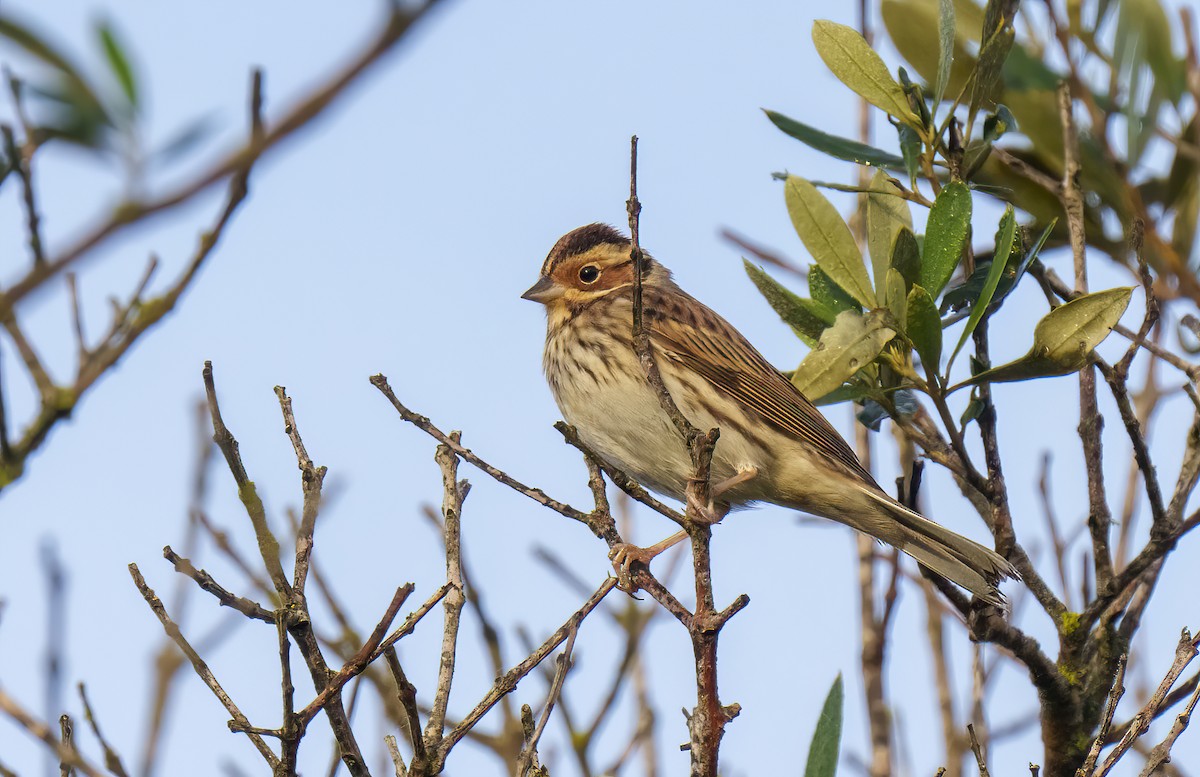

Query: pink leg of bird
[[610, 467, 758, 586]]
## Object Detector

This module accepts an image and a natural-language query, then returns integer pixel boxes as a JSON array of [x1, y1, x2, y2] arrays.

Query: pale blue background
[[0, 2, 1196, 775]]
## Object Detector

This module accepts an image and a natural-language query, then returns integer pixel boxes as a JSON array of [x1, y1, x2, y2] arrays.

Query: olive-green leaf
[[0, 16, 106, 120], [804, 674, 844, 777], [793, 309, 896, 401], [786, 175, 877, 308], [810, 266, 860, 316], [949, 287, 1134, 391], [812, 20, 922, 129], [948, 204, 1017, 367], [897, 123, 922, 187], [881, 0, 978, 100], [885, 267, 908, 328], [97, 20, 137, 108], [744, 260, 832, 347], [921, 181, 972, 298], [866, 171, 913, 292], [765, 110, 906, 169], [934, 0, 956, 109], [891, 227, 922, 287], [970, 0, 1018, 116], [906, 284, 942, 371]]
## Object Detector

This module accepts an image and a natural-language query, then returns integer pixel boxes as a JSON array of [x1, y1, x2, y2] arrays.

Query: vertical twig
[[625, 135, 746, 777], [1058, 81, 1114, 591], [424, 436, 468, 748]]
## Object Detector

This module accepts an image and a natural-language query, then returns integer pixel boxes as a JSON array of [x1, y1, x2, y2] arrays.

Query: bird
[[522, 223, 1016, 605]]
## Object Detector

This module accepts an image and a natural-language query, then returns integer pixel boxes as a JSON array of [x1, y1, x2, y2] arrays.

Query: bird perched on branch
[[522, 223, 1016, 605]]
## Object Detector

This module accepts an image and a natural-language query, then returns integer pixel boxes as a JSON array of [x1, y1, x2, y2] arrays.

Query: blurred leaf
[[897, 123, 922, 187], [920, 181, 972, 298], [804, 675, 844, 777], [1172, 177, 1198, 265], [813, 381, 875, 406], [149, 114, 217, 167], [970, 0, 1018, 116], [886, 267, 909, 326], [949, 287, 1133, 391], [810, 266, 860, 316], [1166, 116, 1200, 207], [934, 0, 956, 109], [1002, 42, 1062, 92], [812, 20, 922, 129], [793, 310, 896, 401], [744, 260, 832, 347], [892, 227, 922, 287], [97, 20, 137, 109], [0, 17, 104, 113], [949, 205, 1016, 367], [906, 284, 942, 371], [983, 104, 1016, 142], [765, 110, 906, 168], [897, 67, 933, 131], [964, 104, 1017, 179], [785, 175, 877, 307], [882, 0, 978, 101], [866, 171, 913, 291], [1119, 0, 1185, 104], [857, 389, 921, 430], [960, 395, 985, 427]]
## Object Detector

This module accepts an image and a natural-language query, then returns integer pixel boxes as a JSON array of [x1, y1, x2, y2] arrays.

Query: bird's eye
[[579, 265, 600, 283]]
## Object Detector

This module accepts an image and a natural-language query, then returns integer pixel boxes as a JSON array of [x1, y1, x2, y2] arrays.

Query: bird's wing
[[647, 291, 876, 485]]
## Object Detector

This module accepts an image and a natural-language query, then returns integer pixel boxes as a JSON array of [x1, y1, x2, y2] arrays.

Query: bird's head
[[521, 223, 669, 313]]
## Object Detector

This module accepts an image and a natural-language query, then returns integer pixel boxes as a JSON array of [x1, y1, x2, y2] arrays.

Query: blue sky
[[0, 2, 1197, 775]]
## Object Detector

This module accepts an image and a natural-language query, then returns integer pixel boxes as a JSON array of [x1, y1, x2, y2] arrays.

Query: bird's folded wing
[[649, 301, 875, 485]]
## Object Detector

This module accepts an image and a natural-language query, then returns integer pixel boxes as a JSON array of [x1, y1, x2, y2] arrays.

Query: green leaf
[[897, 123, 922, 187], [949, 287, 1134, 391], [960, 395, 985, 427], [983, 104, 1016, 142], [804, 674, 844, 777], [970, 0, 1018, 116], [793, 310, 896, 401], [948, 205, 1017, 367], [906, 284, 942, 371], [785, 175, 877, 308], [882, 0, 977, 99], [810, 266, 860, 316], [0, 16, 107, 121], [934, 0, 956, 109], [744, 260, 832, 347], [765, 110, 906, 168], [891, 227, 922, 287], [97, 20, 137, 108], [885, 267, 908, 327], [813, 381, 874, 406], [812, 20, 922, 129], [920, 181, 973, 298], [866, 171, 913, 292]]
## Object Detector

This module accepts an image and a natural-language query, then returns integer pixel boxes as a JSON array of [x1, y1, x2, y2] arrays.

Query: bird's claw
[[685, 492, 727, 525], [609, 542, 657, 592]]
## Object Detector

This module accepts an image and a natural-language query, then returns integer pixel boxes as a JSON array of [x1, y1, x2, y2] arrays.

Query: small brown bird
[[522, 223, 1016, 604]]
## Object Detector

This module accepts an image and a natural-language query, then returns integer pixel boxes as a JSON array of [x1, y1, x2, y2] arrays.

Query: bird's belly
[[551, 360, 773, 504]]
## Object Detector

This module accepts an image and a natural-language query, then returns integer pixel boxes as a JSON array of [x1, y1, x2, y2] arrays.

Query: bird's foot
[[685, 466, 758, 524], [609, 531, 687, 592], [684, 492, 729, 525]]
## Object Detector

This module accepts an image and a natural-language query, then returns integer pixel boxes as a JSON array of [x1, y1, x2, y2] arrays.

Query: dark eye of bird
[[579, 265, 600, 283]]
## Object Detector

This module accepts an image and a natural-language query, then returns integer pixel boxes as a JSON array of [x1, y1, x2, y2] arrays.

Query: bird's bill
[[520, 276, 563, 303]]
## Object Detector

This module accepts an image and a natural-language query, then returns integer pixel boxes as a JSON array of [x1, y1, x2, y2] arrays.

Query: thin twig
[[128, 563, 279, 768]]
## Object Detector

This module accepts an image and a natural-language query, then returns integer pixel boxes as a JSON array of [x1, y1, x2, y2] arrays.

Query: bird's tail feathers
[[863, 490, 1018, 607]]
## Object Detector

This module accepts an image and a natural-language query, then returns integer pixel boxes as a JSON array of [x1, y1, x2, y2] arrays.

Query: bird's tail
[[863, 490, 1018, 606]]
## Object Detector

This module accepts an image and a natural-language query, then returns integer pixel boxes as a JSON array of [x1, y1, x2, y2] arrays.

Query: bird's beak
[[521, 276, 562, 304]]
